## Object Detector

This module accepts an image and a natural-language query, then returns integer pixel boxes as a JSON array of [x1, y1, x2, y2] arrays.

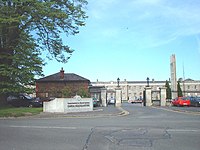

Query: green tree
[[177, 81, 183, 97], [77, 87, 90, 98], [0, 32, 44, 101], [0, 0, 88, 104], [61, 86, 72, 98], [165, 80, 172, 99]]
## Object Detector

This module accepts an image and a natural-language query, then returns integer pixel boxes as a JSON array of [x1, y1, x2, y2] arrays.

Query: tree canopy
[[0, 0, 88, 62], [0, 0, 88, 98], [177, 81, 183, 97], [165, 80, 172, 99]]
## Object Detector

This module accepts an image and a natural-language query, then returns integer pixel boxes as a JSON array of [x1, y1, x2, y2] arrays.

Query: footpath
[[33, 105, 129, 119]]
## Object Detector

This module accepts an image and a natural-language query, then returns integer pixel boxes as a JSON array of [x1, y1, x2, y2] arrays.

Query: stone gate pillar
[[145, 87, 152, 106], [115, 88, 122, 107], [160, 87, 167, 106], [101, 88, 107, 107]]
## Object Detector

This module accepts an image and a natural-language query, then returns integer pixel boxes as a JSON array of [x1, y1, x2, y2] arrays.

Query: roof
[[36, 72, 90, 82]]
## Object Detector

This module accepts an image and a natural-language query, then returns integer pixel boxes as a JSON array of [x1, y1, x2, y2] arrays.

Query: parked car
[[7, 93, 43, 107], [93, 97, 99, 107], [188, 96, 200, 107], [128, 99, 143, 104], [108, 97, 115, 104], [171, 97, 190, 106]]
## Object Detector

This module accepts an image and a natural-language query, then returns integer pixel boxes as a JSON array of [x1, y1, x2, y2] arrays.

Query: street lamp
[[117, 78, 120, 87], [146, 77, 150, 87]]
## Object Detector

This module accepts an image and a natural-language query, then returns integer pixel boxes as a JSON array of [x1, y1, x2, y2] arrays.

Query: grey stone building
[[91, 79, 200, 101]]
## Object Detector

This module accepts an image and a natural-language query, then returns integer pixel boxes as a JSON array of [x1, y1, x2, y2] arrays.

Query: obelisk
[[170, 54, 177, 99]]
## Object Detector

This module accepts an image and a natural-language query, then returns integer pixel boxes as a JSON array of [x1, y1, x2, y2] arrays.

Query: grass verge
[[0, 106, 43, 117]]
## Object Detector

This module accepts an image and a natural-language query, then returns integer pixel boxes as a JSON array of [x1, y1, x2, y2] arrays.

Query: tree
[[165, 80, 172, 99], [77, 87, 90, 98], [1, 0, 88, 62], [0, 0, 88, 104], [0, 31, 44, 105], [177, 81, 183, 97], [61, 86, 72, 98]]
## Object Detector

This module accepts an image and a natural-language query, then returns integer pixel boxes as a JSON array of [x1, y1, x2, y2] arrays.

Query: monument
[[170, 54, 177, 99]]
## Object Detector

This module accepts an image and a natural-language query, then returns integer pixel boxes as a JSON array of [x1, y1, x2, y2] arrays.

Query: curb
[[116, 106, 130, 116], [152, 106, 200, 116], [0, 107, 130, 119]]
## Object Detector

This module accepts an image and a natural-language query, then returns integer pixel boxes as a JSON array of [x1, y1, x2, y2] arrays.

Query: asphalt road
[[0, 103, 200, 150]]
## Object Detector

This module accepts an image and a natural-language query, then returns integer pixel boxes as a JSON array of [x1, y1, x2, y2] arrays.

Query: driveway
[[0, 103, 200, 150]]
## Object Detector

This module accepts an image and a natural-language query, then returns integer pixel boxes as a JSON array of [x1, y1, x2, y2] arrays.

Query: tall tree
[[0, 0, 88, 104], [177, 81, 183, 97], [0, 0, 88, 62], [0, 31, 44, 105], [165, 80, 172, 99]]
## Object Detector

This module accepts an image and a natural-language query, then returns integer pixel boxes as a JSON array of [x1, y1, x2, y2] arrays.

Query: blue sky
[[42, 0, 200, 82]]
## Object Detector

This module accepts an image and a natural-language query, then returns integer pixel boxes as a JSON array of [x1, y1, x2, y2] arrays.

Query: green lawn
[[0, 106, 43, 117]]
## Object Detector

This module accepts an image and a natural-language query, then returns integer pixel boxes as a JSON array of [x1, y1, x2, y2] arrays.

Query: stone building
[[91, 79, 200, 101], [36, 68, 90, 98]]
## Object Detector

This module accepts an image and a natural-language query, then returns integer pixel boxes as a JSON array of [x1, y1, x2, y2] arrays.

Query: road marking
[[167, 129, 200, 132], [117, 107, 130, 116], [9, 125, 77, 129], [152, 106, 200, 115]]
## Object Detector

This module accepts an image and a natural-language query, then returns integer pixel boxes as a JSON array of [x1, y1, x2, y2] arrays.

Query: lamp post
[[117, 78, 120, 87], [146, 77, 150, 87]]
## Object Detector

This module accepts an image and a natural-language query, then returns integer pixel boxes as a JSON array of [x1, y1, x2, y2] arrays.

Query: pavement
[[31, 105, 129, 119], [2, 103, 199, 119], [152, 105, 200, 115]]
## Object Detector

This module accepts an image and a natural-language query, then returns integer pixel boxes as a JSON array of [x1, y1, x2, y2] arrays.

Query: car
[[188, 96, 200, 107], [108, 97, 115, 104], [7, 93, 43, 107], [128, 99, 143, 104], [171, 97, 190, 106], [92, 97, 99, 107]]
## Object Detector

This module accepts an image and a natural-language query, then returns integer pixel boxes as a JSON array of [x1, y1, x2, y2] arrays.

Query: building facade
[[36, 68, 90, 98], [91, 79, 200, 101]]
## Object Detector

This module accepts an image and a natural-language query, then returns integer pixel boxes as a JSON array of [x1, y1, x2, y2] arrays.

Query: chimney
[[60, 67, 64, 79]]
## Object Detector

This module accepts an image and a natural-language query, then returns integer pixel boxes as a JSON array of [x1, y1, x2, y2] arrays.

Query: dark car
[[188, 97, 200, 107], [92, 97, 99, 107], [7, 93, 42, 107]]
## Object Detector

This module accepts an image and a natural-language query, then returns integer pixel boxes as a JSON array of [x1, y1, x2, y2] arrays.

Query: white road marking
[[167, 129, 200, 132], [9, 125, 77, 129]]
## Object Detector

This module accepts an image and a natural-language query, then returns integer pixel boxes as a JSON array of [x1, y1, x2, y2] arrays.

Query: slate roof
[[37, 72, 90, 82]]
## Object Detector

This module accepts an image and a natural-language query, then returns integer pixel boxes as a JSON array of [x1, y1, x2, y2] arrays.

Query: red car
[[172, 97, 190, 106]]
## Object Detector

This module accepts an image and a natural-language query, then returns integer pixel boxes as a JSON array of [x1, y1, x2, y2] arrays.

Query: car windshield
[[24, 95, 32, 100], [195, 97, 200, 101], [182, 97, 189, 100]]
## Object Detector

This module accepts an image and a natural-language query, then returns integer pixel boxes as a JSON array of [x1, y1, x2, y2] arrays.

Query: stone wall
[[43, 97, 93, 113]]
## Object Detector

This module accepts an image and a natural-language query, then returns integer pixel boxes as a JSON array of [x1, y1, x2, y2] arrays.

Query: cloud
[[133, 0, 163, 6], [125, 0, 200, 47], [196, 35, 200, 54], [86, 0, 200, 49], [101, 28, 120, 38], [88, 0, 118, 20]]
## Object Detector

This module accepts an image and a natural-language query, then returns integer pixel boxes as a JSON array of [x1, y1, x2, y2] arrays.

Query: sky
[[42, 0, 200, 82]]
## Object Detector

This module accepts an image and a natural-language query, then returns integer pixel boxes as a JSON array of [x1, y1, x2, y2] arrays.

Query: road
[[0, 103, 200, 150]]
